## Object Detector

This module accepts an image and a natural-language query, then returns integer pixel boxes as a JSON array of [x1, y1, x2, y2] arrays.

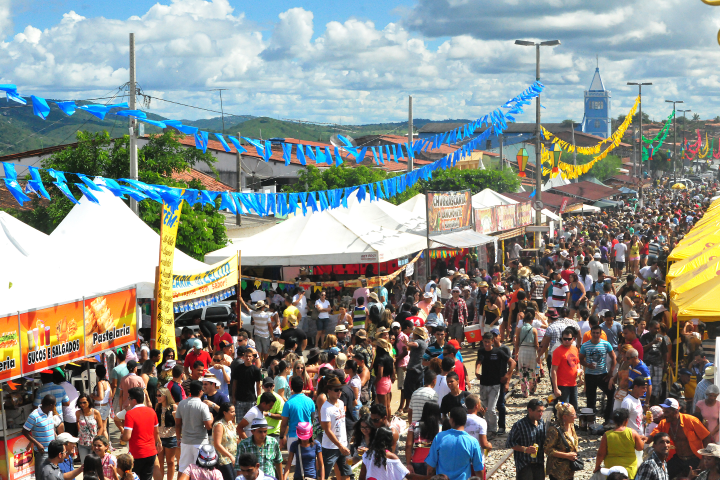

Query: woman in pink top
[[695, 384, 720, 442]]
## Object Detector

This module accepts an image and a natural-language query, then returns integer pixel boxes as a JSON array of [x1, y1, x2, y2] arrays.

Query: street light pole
[[628, 82, 652, 208], [678, 109, 691, 178], [665, 100, 683, 183], [515, 39, 560, 248]]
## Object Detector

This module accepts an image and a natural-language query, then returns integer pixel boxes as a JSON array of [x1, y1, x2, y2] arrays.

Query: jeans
[[322, 447, 353, 478], [480, 384, 501, 432], [558, 385, 578, 411], [668, 454, 700, 479], [496, 383, 507, 429], [34, 450, 48, 473], [517, 463, 545, 480], [584, 373, 614, 421]]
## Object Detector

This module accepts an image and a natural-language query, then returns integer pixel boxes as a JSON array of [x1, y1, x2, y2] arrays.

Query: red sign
[[559, 197, 570, 214]]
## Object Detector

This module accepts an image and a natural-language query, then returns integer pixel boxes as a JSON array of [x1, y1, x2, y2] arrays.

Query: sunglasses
[[562, 337, 573, 341], [330, 388, 342, 392]]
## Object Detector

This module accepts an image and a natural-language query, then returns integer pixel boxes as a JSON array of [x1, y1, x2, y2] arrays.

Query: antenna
[[208, 88, 229, 134], [596, 54, 599, 69]]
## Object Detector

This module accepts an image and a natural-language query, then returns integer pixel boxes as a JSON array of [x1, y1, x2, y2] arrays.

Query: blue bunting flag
[[31, 96, 50, 120], [213, 133, 232, 153], [296, 144, 306, 165], [219, 192, 237, 214], [75, 183, 100, 204]]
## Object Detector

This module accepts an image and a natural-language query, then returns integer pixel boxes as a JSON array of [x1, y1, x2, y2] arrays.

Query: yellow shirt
[[282, 305, 300, 330]]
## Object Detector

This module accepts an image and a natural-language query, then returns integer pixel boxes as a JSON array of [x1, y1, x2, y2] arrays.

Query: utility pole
[[628, 82, 652, 208], [678, 109, 691, 178], [209, 89, 229, 135], [665, 100, 683, 183], [515, 39, 560, 248], [236, 132, 243, 226], [407, 95, 413, 172], [129, 33, 139, 216]]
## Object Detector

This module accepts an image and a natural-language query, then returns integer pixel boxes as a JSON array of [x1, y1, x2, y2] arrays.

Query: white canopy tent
[[543, 173, 571, 191], [472, 189, 517, 208], [2, 185, 208, 313], [563, 204, 601, 214]]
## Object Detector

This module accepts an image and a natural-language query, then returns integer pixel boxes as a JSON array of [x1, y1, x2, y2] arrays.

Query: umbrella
[[672, 183, 687, 190]]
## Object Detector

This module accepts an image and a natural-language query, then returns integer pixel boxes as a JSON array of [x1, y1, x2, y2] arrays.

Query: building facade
[[583, 67, 612, 139]]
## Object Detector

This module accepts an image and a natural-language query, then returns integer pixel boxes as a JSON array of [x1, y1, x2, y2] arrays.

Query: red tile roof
[[548, 181, 621, 201], [171, 169, 234, 191], [504, 191, 581, 212], [0, 185, 50, 211], [607, 174, 651, 186]]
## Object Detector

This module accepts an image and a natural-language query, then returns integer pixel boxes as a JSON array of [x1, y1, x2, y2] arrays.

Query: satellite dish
[[241, 158, 274, 191], [330, 134, 357, 149]]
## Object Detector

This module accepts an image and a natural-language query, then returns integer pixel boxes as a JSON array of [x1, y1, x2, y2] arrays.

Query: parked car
[[174, 302, 253, 338]]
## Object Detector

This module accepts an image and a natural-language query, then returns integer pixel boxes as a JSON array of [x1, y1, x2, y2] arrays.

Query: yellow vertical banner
[[153, 200, 183, 356]]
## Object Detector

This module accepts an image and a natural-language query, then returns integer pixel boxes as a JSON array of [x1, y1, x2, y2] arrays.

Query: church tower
[[583, 65, 611, 138]]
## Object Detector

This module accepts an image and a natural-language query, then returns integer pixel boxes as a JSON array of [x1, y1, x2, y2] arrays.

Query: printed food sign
[[0, 314, 21, 382], [84, 288, 138, 356], [474, 207, 497, 235], [5, 433, 34, 480], [427, 190, 473, 235], [19, 300, 84, 375]]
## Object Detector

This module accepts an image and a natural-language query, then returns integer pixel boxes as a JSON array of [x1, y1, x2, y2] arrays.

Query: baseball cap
[[660, 398, 680, 410], [296, 422, 313, 440], [632, 377, 648, 387], [262, 377, 275, 387], [391, 322, 401, 329], [600, 466, 628, 477], [56, 432, 79, 443], [490, 328, 500, 336], [193, 339, 203, 350]]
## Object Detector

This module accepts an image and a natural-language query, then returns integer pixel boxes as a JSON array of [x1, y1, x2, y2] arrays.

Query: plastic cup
[[32, 329, 39, 349], [26, 331, 34, 350], [44, 327, 50, 345]]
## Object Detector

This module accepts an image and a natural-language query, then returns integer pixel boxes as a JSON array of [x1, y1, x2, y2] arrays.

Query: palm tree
[[693, 113, 701, 121]]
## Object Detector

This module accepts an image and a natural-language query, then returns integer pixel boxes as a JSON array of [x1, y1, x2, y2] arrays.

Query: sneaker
[[497, 427, 506, 435]]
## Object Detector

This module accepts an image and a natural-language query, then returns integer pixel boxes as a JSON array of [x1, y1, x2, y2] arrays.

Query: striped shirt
[[33, 383, 70, 421], [23, 407, 57, 451], [409, 386, 439, 424], [530, 276, 546, 299]]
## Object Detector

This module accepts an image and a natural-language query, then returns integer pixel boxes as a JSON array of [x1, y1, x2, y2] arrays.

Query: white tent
[[543, 173, 570, 191], [2, 185, 208, 313], [472, 189, 517, 208], [399, 194, 426, 217], [563, 204, 601, 214], [205, 204, 429, 266]]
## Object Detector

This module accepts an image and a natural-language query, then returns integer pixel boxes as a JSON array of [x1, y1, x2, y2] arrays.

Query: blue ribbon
[[31, 96, 50, 120]]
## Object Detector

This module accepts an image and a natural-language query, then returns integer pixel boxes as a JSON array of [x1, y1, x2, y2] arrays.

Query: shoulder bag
[[555, 425, 584, 472], [296, 441, 317, 480]]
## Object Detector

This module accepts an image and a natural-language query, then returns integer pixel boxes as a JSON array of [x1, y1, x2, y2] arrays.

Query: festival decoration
[[0, 82, 545, 216], [713, 139, 720, 159], [642, 110, 674, 161], [699, 133, 711, 159], [551, 143, 562, 174], [540, 95, 639, 179], [516, 148, 529, 177], [540, 96, 640, 155]]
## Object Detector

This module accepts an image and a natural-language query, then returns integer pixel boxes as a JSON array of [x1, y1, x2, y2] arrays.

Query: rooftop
[[548, 181, 621, 201]]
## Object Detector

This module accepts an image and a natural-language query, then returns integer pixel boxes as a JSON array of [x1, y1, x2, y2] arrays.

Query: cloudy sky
[[3, 0, 720, 126]]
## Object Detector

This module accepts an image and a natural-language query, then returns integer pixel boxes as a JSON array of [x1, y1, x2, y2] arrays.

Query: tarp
[[564, 204, 600, 214], [429, 229, 495, 248], [667, 244, 720, 281], [671, 274, 720, 321], [593, 199, 620, 208], [668, 233, 720, 261], [472, 189, 517, 208], [669, 255, 720, 299], [543, 173, 570, 191]]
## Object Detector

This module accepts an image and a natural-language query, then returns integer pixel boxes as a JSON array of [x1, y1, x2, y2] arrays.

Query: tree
[[575, 153, 622, 181], [4, 130, 227, 260], [560, 119, 575, 128], [283, 164, 388, 193], [693, 113, 701, 121]]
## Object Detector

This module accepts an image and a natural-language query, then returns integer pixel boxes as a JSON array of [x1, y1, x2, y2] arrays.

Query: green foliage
[[283, 164, 521, 204], [693, 113, 701, 121], [648, 149, 682, 173], [575, 153, 621, 181], [560, 119, 575, 127], [4, 130, 227, 260]]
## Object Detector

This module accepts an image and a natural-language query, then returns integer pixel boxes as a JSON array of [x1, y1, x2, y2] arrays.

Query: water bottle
[[535, 364, 541, 378]]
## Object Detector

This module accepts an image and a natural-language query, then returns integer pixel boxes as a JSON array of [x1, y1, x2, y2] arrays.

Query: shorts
[[448, 323, 464, 341], [179, 443, 206, 474], [375, 376, 392, 395], [629, 256, 640, 262], [397, 366, 406, 389], [616, 261, 625, 270], [97, 404, 111, 420], [316, 316, 330, 332], [161, 436, 178, 449], [641, 254, 648, 262], [322, 448, 353, 477], [254, 335, 270, 354]]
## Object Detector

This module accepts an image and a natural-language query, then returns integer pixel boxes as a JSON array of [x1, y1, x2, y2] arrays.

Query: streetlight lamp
[[665, 100, 683, 183], [678, 109, 692, 177], [515, 39, 561, 248], [627, 82, 652, 208]]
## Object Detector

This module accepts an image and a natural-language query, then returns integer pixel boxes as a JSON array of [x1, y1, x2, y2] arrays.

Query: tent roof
[[472, 189, 517, 208], [671, 274, 720, 320], [549, 181, 621, 201], [398, 194, 426, 217], [543, 173, 570, 191]]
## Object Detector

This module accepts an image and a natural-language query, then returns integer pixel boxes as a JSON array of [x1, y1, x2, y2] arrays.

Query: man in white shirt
[[292, 287, 308, 332], [251, 301, 273, 362], [636, 260, 662, 288], [438, 272, 453, 302], [621, 377, 647, 435], [587, 253, 606, 284], [425, 275, 439, 303], [315, 291, 331, 349], [613, 241, 628, 277], [320, 376, 352, 480], [508, 240, 522, 265]]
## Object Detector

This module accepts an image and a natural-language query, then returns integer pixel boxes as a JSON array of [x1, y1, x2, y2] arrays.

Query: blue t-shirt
[[281, 393, 316, 438], [425, 429, 483, 480], [33, 384, 70, 421], [289, 440, 321, 480], [275, 375, 289, 400], [579, 339, 614, 375], [629, 360, 652, 386], [378, 286, 389, 306], [600, 321, 623, 349]]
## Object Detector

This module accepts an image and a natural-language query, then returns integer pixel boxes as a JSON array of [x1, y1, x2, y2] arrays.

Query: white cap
[[56, 432, 79, 444], [601, 466, 628, 477]]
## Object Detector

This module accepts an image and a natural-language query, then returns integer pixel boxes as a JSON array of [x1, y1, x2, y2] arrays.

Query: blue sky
[[2, 0, 720, 125]]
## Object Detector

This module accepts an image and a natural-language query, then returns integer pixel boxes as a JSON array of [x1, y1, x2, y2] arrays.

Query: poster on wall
[[84, 288, 138, 356], [3, 432, 34, 480], [19, 300, 84, 375], [495, 204, 517, 231], [517, 202, 533, 226], [427, 190, 473, 235], [474, 207, 497, 235], [0, 314, 22, 382]]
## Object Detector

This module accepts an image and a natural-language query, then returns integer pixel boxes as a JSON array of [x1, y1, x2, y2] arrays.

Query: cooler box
[[464, 324, 482, 343]]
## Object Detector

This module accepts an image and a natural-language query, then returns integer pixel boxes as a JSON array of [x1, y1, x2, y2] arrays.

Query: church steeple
[[583, 63, 611, 138]]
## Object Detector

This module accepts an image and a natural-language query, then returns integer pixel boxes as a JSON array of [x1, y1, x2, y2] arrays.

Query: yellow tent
[[668, 233, 720, 261], [669, 256, 720, 298], [682, 209, 720, 237], [671, 274, 720, 321], [667, 244, 720, 281]]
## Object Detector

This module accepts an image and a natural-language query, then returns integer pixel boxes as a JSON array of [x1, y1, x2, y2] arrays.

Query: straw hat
[[412, 327, 428, 340]]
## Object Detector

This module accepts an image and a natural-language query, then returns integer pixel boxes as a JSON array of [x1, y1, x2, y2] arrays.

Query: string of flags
[[1, 82, 545, 216]]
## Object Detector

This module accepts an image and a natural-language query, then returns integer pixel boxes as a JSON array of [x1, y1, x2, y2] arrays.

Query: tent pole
[[425, 189, 431, 282], [237, 251, 242, 320]]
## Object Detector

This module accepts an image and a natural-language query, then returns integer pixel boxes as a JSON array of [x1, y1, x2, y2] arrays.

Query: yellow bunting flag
[[153, 200, 183, 356]]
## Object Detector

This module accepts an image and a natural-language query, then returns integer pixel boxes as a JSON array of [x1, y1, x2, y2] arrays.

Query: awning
[[618, 187, 637, 194], [430, 230, 495, 249], [593, 199, 620, 208], [492, 227, 526, 241]]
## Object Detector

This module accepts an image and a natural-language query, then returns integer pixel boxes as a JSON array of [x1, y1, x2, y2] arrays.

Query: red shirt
[[453, 358, 466, 391], [626, 337, 644, 360], [124, 405, 158, 459], [213, 332, 232, 351], [560, 269, 574, 284], [407, 316, 425, 327], [183, 349, 213, 369]]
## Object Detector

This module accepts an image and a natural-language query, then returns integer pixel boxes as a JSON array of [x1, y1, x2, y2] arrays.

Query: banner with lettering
[[474, 207, 497, 235], [0, 314, 21, 382], [19, 300, 84, 374], [427, 190, 473, 235], [153, 201, 183, 356], [173, 254, 239, 302], [517, 202, 533, 227], [495, 204, 517, 231], [84, 288, 138, 356]]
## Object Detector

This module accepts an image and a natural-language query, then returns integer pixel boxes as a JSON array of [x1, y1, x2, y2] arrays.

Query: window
[[590, 101, 604, 110], [594, 120, 602, 129]]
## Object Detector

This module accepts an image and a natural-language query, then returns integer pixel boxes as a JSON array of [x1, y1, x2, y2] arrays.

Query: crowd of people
[[22, 180, 720, 480]]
